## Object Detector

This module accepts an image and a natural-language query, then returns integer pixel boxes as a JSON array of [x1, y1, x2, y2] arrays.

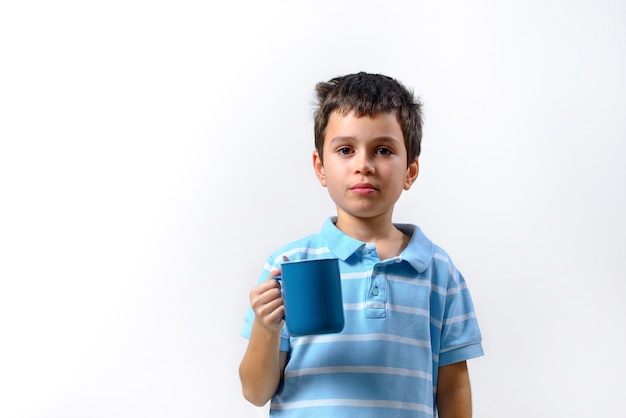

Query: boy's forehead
[[323, 110, 407, 149], [326, 109, 403, 135]]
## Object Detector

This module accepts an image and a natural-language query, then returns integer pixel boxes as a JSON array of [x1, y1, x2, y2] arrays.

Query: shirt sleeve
[[438, 268, 484, 366]]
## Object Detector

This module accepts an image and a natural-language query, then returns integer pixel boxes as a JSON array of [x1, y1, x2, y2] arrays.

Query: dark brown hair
[[314, 72, 423, 165]]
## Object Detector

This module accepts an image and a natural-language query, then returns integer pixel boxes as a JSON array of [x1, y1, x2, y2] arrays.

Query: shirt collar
[[320, 217, 434, 273], [394, 223, 435, 273], [320, 217, 365, 261]]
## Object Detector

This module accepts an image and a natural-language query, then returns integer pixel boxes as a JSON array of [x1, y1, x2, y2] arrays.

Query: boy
[[239, 72, 483, 417]]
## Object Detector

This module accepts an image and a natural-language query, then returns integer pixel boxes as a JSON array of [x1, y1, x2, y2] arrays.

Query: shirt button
[[362, 248, 370, 255], [372, 287, 379, 296]]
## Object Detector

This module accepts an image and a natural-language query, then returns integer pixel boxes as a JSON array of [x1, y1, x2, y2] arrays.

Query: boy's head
[[314, 72, 423, 166]]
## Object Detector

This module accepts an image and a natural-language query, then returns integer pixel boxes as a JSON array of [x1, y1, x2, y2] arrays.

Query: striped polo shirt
[[241, 217, 483, 417]]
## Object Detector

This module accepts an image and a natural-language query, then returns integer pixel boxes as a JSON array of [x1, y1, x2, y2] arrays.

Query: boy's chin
[[335, 208, 394, 222]]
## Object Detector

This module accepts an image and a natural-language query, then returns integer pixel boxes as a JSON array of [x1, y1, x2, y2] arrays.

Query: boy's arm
[[239, 272, 288, 406], [436, 360, 473, 418]]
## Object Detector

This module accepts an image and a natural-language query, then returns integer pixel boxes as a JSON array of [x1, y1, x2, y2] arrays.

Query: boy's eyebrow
[[328, 136, 354, 145], [375, 136, 402, 145], [328, 136, 402, 145]]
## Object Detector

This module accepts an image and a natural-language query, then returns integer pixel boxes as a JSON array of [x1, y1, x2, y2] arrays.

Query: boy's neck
[[334, 212, 409, 259]]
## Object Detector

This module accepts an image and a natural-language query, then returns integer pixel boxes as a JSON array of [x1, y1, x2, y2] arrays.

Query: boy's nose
[[354, 154, 374, 175]]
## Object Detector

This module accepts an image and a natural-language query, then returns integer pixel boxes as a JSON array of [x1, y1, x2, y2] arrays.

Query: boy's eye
[[376, 147, 393, 156], [337, 147, 353, 155]]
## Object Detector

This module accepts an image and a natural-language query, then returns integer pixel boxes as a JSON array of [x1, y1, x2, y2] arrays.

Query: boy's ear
[[404, 158, 419, 190], [313, 151, 327, 187]]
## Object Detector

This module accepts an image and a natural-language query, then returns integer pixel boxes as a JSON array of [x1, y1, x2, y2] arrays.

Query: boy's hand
[[249, 269, 285, 332], [240, 268, 288, 406]]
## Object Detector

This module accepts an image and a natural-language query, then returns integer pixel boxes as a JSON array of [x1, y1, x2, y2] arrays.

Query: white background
[[1, 1, 625, 417]]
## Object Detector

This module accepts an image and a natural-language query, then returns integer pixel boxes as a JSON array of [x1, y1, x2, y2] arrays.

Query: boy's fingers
[[256, 280, 281, 297], [251, 270, 282, 296], [254, 296, 285, 328], [251, 275, 280, 294], [268, 268, 282, 280]]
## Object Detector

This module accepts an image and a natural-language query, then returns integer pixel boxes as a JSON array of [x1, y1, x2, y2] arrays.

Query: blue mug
[[277, 258, 344, 336]]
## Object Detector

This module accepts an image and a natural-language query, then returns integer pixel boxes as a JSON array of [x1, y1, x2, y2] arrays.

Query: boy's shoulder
[[266, 229, 333, 266], [395, 223, 463, 277]]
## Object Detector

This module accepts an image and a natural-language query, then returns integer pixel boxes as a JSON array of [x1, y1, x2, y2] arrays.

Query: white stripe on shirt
[[284, 365, 432, 381], [443, 312, 476, 325], [291, 333, 431, 348], [271, 398, 433, 414]]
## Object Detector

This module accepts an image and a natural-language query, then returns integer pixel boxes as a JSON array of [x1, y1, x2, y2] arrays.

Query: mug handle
[[272, 275, 285, 320], [273, 255, 289, 320]]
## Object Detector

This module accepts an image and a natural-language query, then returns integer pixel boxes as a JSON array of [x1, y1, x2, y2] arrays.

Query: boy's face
[[313, 110, 419, 223]]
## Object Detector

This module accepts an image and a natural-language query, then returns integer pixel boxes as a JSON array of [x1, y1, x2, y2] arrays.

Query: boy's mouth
[[350, 183, 378, 195]]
